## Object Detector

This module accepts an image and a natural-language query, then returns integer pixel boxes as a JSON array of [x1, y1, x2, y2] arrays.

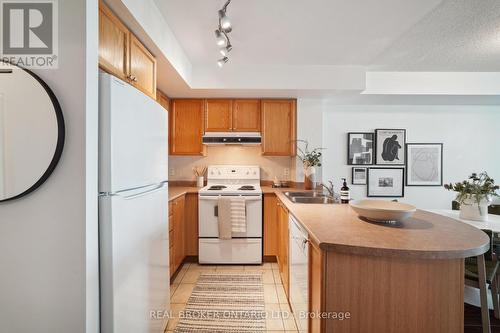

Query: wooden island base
[[323, 252, 464, 333]]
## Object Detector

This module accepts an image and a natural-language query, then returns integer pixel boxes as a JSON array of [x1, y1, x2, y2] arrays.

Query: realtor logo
[[0, 0, 58, 68]]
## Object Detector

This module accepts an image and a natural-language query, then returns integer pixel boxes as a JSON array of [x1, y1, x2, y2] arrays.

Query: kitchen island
[[272, 190, 490, 333]]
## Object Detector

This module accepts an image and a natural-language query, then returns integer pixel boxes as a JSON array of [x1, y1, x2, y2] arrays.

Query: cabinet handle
[[127, 75, 138, 82]]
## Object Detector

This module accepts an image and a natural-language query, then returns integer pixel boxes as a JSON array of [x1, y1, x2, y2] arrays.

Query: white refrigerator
[[99, 73, 170, 333]]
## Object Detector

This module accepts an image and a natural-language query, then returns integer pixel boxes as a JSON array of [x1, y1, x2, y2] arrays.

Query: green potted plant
[[296, 140, 324, 190], [444, 172, 499, 221]]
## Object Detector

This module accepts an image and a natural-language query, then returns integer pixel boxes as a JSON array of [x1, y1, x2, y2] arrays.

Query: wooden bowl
[[350, 199, 417, 223]]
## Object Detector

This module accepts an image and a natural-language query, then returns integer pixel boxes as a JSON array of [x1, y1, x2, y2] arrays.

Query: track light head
[[219, 43, 232, 57], [217, 57, 229, 68], [214, 29, 227, 47], [219, 9, 232, 33]]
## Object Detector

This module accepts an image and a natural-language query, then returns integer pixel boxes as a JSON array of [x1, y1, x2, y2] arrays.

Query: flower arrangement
[[296, 140, 324, 168], [444, 172, 499, 204]]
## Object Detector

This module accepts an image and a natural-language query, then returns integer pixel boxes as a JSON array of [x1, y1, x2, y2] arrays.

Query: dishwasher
[[289, 215, 309, 332]]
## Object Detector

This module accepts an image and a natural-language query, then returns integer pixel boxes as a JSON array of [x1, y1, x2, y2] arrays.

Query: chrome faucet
[[320, 180, 340, 202]]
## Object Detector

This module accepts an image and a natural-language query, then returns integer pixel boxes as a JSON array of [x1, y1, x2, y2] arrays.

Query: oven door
[[198, 195, 262, 238]]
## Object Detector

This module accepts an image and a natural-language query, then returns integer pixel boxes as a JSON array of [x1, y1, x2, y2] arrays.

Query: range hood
[[202, 132, 261, 145]]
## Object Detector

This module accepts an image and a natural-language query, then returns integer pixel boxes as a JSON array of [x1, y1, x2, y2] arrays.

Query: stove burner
[[238, 186, 255, 191], [208, 185, 227, 190]]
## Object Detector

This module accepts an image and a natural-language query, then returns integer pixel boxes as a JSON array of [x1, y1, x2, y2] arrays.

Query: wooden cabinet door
[[263, 193, 279, 256], [205, 99, 233, 132], [233, 99, 261, 132], [99, 2, 129, 80], [129, 34, 157, 99], [261, 100, 296, 156], [170, 100, 205, 155], [173, 196, 185, 271], [309, 240, 324, 332], [184, 193, 199, 256], [157, 90, 171, 111], [280, 204, 289, 297], [277, 200, 289, 297]]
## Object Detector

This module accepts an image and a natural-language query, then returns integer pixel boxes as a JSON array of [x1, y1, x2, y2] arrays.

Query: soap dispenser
[[340, 178, 350, 204]]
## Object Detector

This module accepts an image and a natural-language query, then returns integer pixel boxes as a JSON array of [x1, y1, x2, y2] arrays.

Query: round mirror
[[0, 61, 65, 203]]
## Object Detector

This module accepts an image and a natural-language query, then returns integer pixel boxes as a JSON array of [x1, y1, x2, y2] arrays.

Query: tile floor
[[167, 262, 300, 333]]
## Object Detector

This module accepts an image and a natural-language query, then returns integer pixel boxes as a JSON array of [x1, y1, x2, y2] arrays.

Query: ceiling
[[148, 0, 500, 98], [156, 0, 443, 67], [371, 0, 500, 71]]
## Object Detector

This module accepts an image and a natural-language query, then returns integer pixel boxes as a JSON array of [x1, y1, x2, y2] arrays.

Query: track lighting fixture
[[215, 0, 233, 66], [217, 57, 229, 68]]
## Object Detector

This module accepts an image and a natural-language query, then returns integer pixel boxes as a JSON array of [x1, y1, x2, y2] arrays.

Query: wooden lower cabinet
[[309, 239, 325, 332], [169, 193, 198, 278], [183, 193, 199, 256], [170, 195, 185, 277], [277, 199, 290, 297], [263, 193, 279, 256]]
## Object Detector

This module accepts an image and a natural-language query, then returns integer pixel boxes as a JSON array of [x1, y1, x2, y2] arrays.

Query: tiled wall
[[169, 146, 295, 182]]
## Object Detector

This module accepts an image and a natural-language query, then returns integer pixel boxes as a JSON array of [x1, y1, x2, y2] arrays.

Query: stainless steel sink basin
[[284, 191, 334, 204]]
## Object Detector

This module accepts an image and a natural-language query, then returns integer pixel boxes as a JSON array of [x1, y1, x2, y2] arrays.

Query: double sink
[[284, 191, 335, 204]]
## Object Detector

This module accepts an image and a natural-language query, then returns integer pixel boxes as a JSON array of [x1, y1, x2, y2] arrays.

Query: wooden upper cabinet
[[157, 90, 171, 111], [170, 99, 205, 155], [129, 34, 157, 99], [205, 99, 233, 132], [99, 2, 129, 80], [99, 1, 156, 99], [233, 99, 261, 132], [261, 99, 297, 156]]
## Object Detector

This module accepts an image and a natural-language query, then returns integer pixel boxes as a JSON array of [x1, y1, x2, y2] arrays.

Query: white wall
[[317, 104, 500, 208], [0, 1, 99, 333]]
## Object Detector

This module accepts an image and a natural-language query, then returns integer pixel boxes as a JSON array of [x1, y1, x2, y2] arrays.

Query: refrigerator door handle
[[121, 181, 168, 200], [100, 181, 168, 199]]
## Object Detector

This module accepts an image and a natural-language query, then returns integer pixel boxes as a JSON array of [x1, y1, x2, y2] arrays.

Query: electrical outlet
[[284, 168, 290, 177], [169, 168, 175, 176]]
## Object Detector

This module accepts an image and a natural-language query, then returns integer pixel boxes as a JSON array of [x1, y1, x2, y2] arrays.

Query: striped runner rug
[[174, 273, 266, 332]]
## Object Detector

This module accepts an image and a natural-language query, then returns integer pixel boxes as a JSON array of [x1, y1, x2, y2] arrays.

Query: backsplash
[[169, 146, 295, 181]]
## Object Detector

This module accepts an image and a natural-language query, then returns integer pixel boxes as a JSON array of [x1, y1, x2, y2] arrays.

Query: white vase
[[459, 196, 491, 222]]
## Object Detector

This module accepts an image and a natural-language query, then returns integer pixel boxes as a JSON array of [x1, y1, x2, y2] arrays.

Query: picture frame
[[352, 167, 367, 185], [375, 129, 406, 165], [406, 143, 443, 186], [347, 132, 374, 165], [367, 168, 405, 197]]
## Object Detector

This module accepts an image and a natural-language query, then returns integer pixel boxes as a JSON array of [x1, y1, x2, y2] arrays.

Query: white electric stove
[[198, 165, 263, 264]]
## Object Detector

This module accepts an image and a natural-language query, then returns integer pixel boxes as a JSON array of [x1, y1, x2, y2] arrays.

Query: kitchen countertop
[[273, 190, 489, 259], [168, 185, 488, 259], [168, 186, 199, 201]]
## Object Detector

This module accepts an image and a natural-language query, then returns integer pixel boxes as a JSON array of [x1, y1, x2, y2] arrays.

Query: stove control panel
[[207, 165, 260, 181]]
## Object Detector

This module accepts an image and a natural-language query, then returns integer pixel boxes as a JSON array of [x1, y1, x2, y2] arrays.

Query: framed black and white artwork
[[375, 129, 406, 165], [406, 143, 443, 186], [347, 132, 374, 165], [367, 168, 405, 197], [352, 167, 367, 185]]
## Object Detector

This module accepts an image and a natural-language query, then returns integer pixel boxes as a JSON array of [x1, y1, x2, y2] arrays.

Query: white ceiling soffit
[[111, 0, 500, 98]]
